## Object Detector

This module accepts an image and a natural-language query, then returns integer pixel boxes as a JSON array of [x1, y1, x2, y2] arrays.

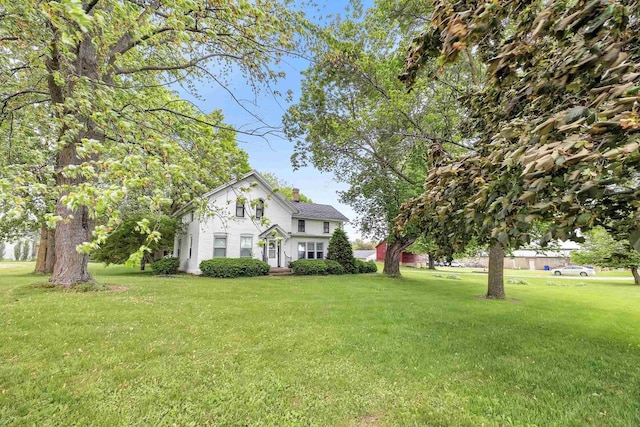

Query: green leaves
[[631, 230, 640, 252], [1, 1, 300, 282], [399, 0, 640, 253], [285, 0, 470, 245]]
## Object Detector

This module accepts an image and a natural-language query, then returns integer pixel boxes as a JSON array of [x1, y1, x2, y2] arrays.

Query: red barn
[[375, 242, 427, 267]]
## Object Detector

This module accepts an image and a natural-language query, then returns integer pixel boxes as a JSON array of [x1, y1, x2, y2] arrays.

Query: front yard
[[1, 263, 639, 425]]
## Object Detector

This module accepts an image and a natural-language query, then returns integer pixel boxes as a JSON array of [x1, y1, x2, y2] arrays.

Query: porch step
[[269, 267, 293, 276]]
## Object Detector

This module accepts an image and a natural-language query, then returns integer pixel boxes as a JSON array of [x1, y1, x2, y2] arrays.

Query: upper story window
[[190, 212, 194, 222], [236, 199, 245, 217], [323, 222, 330, 233], [255, 199, 264, 219], [298, 219, 305, 232]]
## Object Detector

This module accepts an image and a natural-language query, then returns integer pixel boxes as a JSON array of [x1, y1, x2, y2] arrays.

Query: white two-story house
[[173, 170, 349, 273]]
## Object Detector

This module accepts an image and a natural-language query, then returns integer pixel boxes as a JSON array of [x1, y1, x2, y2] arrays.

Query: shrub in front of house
[[199, 258, 270, 278], [326, 228, 357, 273], [152, 257, 180, 275], [325, 260, 345, 275], [290, 259, 345, 275], [355, 259, 377, 273]]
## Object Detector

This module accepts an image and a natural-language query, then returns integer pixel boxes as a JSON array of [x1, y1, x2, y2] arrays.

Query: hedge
[[152, 257, 180, 275], [199, 258, 270, 278], [290, 259, 345, 275], [355, 259, 378, 273]]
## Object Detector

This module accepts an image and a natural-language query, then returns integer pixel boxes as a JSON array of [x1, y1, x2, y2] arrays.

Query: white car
[[449, 261, 466, 267], [551, 265, 595, 276]]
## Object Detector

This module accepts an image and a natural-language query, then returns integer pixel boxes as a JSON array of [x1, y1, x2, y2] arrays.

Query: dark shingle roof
[[292, 202, 349, 222]]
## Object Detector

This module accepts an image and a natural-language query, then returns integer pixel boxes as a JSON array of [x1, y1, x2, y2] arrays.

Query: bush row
[[151, 257, 180, 275], [290, 259, 377, 275], [290, 259, 345, 275], [356, 259, 378, 273], [199, 258, 270, 278], [152, 256, 376, 277]]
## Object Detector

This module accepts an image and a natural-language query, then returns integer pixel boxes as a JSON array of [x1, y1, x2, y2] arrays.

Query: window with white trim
[[298, 219, 305, 232], [323, 222, 330, 233], [213, 236, 227, 258], [240, 236, 252, 258], [307, 242, 315, 259], [297, 242, 325, 259], [236, 199, 245, 217], [188, 235, 193, 259], [255, 199, 264, 219], [316, 242, 324, 259], [177, 238, 182, 258]]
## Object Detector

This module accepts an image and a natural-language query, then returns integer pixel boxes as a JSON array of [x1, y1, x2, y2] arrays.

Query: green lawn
[[1, 262, 639, 426]]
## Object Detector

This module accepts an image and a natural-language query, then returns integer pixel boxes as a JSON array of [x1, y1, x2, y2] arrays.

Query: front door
[[266, 240, 281, 268]]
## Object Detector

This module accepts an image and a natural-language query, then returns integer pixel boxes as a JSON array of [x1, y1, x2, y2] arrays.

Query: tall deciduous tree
[[1, 1, 304, 286], [399, 1, 640, 298], [571, 227, 640, 285], [284, 0, 472, 276]]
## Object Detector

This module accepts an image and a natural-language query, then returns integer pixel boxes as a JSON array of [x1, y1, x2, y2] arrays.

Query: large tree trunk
[[632, 267, 640, 286], [487, 242, 506, 299], [47, 34, 100, 286], [34, 226, 56, 274], [382, 235, 416, 277], [50, 198, 94, 286], [427, 253, 435, 270]]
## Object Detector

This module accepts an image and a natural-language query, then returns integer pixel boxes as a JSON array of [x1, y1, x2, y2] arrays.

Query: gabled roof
[[174, 170, 349, 223], [292, 202, 349, 222], [202, 170, 297, 211], [354, 250, 375, 259], [174, 170, 297, 217], [259, 224, 288, 239]]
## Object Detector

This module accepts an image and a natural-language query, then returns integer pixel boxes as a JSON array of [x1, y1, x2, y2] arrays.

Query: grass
[[1, 262, 639, 426]]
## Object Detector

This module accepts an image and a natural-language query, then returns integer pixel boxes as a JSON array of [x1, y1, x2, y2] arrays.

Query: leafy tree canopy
[[351, 239, 376, 250], [399, 1, 640, 253], [91, 214, 177, 268], [0, 0, 306, 285], [571, 226, 640, 284], [284, 0, 474, 276]]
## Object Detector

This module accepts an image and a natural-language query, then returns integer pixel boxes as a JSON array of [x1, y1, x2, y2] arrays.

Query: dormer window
[[236, 199, 245, 217], [256, 199, 264, 219]]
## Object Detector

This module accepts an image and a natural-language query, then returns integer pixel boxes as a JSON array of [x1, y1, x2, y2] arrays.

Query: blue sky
[[179, 1, 374, 239]]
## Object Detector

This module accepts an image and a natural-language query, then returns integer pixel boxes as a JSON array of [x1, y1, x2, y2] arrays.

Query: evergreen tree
[[327, 228, 357, 274]]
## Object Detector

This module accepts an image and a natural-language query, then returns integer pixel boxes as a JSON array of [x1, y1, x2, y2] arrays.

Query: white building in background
[[173, 170, 349, 274]]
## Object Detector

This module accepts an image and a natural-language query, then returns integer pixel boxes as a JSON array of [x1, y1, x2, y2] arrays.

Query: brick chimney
[[292, 188, 300, 202]]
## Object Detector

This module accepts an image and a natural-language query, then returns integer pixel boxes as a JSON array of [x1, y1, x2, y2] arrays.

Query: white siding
[[174, 173, 347, 274]]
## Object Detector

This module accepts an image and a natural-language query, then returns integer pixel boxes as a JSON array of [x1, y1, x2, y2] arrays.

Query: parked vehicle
[[449, 261, 466, 268], [550, 265, 595, 276]]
